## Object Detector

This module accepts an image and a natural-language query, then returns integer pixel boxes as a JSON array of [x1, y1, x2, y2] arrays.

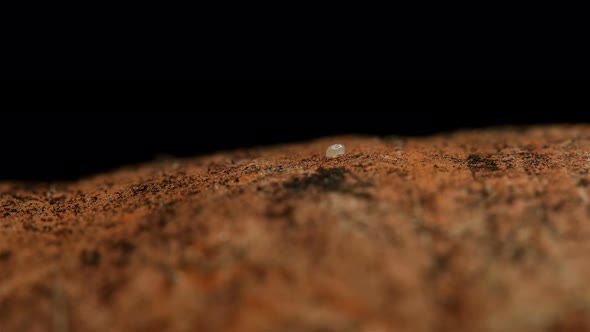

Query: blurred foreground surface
[[1, 125, 589, 331]]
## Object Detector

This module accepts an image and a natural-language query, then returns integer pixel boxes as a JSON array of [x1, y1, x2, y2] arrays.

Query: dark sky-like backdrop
[[1, 108, 586, 181]]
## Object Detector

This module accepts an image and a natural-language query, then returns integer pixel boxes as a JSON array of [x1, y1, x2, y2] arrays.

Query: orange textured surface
[[1, 125, 590, 332]]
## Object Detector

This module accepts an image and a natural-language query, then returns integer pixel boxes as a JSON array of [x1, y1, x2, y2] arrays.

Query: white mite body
[[326, 144, 346, 159]]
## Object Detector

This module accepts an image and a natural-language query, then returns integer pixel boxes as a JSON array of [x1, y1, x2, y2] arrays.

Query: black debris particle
[[48, 195, 66, 205], [467, 154, 499, 172], [519, 152, 551, 175]]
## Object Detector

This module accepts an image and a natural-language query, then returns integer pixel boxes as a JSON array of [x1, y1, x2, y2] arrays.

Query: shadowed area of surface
[[1, 125, 589, 331]]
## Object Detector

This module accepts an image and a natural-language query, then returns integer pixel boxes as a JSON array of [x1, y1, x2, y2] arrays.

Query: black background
[[1, 106, 586, 181]]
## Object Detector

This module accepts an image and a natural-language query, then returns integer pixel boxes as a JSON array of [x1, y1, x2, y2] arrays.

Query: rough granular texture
[[1, 125, 590, 332]]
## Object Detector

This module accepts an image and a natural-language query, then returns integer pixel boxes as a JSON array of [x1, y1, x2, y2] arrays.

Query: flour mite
[[326, 144, 346, 159]]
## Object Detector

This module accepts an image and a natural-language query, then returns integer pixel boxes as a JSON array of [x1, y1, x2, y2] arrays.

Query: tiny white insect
[[326, 143, 346, 159]]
